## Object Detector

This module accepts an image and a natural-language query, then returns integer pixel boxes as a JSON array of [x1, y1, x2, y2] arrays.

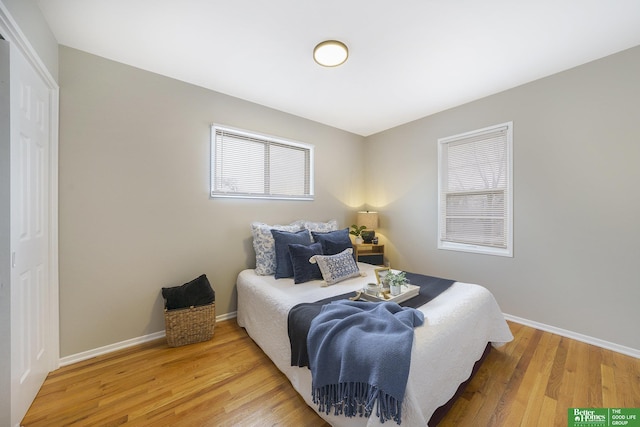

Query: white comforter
[[236, 263, 513, 426]]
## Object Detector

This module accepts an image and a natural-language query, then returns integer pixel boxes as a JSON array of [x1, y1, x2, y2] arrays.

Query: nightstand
[[353, 243, 385, 266]]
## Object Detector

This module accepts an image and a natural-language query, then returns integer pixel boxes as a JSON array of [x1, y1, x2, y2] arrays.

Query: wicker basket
[[164, 303, 216, 347]]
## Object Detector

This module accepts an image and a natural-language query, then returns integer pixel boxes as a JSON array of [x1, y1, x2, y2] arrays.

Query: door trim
[[0, 2, 60, 372]]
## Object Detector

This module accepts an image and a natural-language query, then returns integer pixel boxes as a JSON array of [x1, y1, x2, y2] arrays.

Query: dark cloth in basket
[[162, 274, 215, 310]]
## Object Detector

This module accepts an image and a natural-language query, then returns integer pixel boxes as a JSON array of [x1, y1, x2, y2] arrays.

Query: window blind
[[211, 125, 313, 200], [438, 122, 513, 256]]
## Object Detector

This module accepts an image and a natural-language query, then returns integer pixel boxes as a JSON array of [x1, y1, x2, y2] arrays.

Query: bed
[[236, 261, 513, 426]]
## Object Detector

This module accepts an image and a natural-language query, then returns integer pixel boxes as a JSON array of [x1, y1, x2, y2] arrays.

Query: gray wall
[[0, 37, 11, 427], [365, 45, 640, 351], [59, 44, 640, 358], [58, 46, 366, 357]]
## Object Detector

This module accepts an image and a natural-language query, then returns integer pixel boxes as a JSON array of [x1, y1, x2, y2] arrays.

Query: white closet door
[[10, 42, 52, 427]]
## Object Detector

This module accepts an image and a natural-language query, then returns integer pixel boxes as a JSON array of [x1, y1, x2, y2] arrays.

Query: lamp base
[[361, 230, 375, 244]]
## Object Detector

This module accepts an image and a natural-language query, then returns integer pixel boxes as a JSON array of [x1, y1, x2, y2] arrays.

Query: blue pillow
[[289, 242, 324, 284], [271, 229, 312, 279], [311, 228, 352, 256]]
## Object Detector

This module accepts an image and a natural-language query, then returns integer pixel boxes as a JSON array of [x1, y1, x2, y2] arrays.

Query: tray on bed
[[359, 284, 420, 304]]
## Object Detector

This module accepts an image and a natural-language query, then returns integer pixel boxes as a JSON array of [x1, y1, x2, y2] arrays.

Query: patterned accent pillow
[[292, 219, 339, 240], [309, 248, 361, 286], [251, 222, 301, 275]]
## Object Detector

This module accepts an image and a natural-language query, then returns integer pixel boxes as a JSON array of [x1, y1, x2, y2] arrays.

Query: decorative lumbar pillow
[[271, 229, 312, 279], [289, 242, 324, 284], [251, 222, 301, 275], [162, 274, 215, 310], [311, 228, 353, 256], [310, 248, 361, 286]]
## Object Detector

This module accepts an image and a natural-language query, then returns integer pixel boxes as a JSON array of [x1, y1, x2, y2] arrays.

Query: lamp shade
[[357, 211, 379, 230]]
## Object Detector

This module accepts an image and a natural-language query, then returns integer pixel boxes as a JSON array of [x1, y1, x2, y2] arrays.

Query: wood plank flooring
[[22, 320, 640, 426]]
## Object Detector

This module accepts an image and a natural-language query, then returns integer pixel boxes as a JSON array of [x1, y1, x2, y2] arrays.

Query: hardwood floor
[[439, 322, 640, 426], [22, 320, 640, 426]]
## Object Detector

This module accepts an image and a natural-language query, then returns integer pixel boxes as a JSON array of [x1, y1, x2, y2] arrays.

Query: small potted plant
[[385, 270, 407, 296], [350, 224, 366, 244]]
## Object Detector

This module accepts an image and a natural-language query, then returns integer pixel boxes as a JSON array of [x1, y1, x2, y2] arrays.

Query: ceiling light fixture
[[313, 40, 349, 67]]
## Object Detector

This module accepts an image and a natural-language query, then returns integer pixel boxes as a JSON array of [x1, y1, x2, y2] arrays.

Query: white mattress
[[236, 263, 513, 426]]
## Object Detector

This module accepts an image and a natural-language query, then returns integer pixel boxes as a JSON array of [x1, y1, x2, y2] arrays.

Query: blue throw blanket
[[308, 300, 425, 424]]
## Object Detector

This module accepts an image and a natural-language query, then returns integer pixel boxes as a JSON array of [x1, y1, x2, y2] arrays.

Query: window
[[210, 124, 314, 200], [438, 122, 513, 257]]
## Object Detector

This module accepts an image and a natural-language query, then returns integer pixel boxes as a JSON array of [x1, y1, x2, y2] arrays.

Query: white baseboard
[[59, 331, 166, 366], [503, 313, 640, 359], [60, 311, 638, 367], [216, 311, 237, 322], [59, 312, 238, 367]]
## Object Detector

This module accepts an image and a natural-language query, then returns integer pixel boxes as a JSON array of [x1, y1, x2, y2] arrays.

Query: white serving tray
[[358, 284, 420, 304]]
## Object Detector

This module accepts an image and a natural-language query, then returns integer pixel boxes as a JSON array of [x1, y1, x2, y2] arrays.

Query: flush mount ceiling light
[[313, 40, 349, 67]]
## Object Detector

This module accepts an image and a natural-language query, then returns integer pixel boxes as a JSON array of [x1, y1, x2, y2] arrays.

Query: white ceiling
[[38, 0, 640, 136]]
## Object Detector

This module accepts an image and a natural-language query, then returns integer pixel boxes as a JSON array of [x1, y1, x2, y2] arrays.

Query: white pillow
[[309, 248, 361, 286], [292, 219, 339, 240], [251, 222, 301, 275]]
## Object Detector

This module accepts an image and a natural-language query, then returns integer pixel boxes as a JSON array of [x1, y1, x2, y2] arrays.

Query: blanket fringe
[[312, 382, 402, 424]]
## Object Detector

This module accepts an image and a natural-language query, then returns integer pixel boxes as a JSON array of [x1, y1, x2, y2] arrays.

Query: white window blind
[[211, 124, 314, 200], [438, 122, 513, 257]]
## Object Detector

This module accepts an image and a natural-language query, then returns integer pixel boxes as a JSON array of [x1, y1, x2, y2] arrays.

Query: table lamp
[[357, 211, 379, 243]]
